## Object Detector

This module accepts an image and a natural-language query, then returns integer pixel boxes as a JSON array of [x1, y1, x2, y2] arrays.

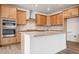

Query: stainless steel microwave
[[0, 19, 16, 38]]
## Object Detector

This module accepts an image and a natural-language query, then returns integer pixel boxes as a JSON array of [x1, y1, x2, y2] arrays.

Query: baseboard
[[67, 41, 79, 43]]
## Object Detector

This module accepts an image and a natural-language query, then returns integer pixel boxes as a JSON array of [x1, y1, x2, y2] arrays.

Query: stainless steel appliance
[[0, 19, 16, 38]]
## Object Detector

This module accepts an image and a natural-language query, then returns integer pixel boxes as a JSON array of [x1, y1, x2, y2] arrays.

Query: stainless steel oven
[[0, 19, 16, 38], [3, 29, 16, 37]]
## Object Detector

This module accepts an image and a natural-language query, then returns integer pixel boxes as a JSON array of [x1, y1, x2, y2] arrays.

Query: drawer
[[1, 37, 17, 45]]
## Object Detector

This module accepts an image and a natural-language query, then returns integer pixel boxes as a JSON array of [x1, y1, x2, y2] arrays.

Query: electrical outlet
[[74, 35, 76, 38]]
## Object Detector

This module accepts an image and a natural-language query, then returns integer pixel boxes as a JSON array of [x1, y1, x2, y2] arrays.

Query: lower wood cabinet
[[0, 37, 17, 45], [16, 32, 21, 43], [0, 32, 21, 45], [0, 32, 21, 46]]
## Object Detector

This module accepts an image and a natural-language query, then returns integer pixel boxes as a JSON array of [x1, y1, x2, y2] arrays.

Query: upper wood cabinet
[[63, 6, 79, 19], [36, 14, 47, 26], [0, 5, 9, 18], [50, 15, 56, 25], [63, 10, 68, 19], [47, 16, 51, 25], [56, 13, 64, 25], [17, 10, 26, 25], [0, 5, 16, 20], [9, 6, 16, 19], [50, 13, 64, 25]]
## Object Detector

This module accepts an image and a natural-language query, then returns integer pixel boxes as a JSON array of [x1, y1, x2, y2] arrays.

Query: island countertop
[[20, 31, 65, 37]]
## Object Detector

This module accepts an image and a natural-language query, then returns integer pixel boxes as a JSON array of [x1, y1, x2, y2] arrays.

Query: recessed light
[[47, 8, 50, 11], [35, 4, 38, 7]]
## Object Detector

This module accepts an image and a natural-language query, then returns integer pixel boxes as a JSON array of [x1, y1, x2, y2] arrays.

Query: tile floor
[[57, 41, 79, 54]]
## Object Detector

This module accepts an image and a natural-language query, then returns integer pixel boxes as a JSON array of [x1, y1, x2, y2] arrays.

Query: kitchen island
[[21, 31, 66, 54]]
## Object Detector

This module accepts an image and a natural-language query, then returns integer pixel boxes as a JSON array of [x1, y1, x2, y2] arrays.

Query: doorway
[[65, 17, 79, 54]]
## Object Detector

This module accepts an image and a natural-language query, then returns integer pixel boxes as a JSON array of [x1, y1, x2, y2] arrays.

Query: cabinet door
[[56, 14, 59, 25], [9, 6, 16, 20], [1, 5, 9, 18], [50, 13, 64, 26], [59, 13, 64, 25], [57, 13, 64, 25], [47, 16, 51, 25], [63, 7, 79, 19], [36, 14, 41, 25], [17, 10, 26, 24], [52, 15, 57, 25], [50, 16, 53, 25], [63, 10, 70, 19], [40, 15, 47, 25], [69, 7, 79, 17], [16, 32, 21, 43], [50, 15, 56, 25], [36, 14, 47, 26], [1, 37, 16, 45]]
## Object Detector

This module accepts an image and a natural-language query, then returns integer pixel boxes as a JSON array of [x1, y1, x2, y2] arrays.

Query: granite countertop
[[20, 30, 65, 37], [18, 29, 64, 32]]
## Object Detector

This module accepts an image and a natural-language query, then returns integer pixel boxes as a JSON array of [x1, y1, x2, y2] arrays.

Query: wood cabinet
[[0, 37, 17, 45], [63, 6, 79, 19], [9, 6, 16, 19], [16, 32, 21, 43], [56, 13, 64, 25], [50, 13, 64, 25], [0, 5, 9, 18], [17, 10, 26, 25], [0, 5, 16, 20], [0, 32, 21, 46], [50, 15, 56, 25], [36, 14, 47, 26], [47, 16, 51, 25], [63, 9, 69, 19]]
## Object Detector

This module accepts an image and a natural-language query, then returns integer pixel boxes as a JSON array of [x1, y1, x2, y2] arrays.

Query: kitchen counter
[[20, 30, 64, 37], [18, 29, 63, 32]]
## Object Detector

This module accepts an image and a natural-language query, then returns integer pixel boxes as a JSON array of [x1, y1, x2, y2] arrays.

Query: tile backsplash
[[17, 20, 64, 31]]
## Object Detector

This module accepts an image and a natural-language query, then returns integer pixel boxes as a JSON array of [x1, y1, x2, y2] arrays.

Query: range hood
[[28, 10, 35, 20]]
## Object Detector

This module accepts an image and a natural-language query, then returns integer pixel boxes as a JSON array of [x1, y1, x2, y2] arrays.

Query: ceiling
[[15, 4, 77, 14]]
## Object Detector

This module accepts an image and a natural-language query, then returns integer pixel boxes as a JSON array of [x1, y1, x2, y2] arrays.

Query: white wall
[[67, 17, 79, 42]]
